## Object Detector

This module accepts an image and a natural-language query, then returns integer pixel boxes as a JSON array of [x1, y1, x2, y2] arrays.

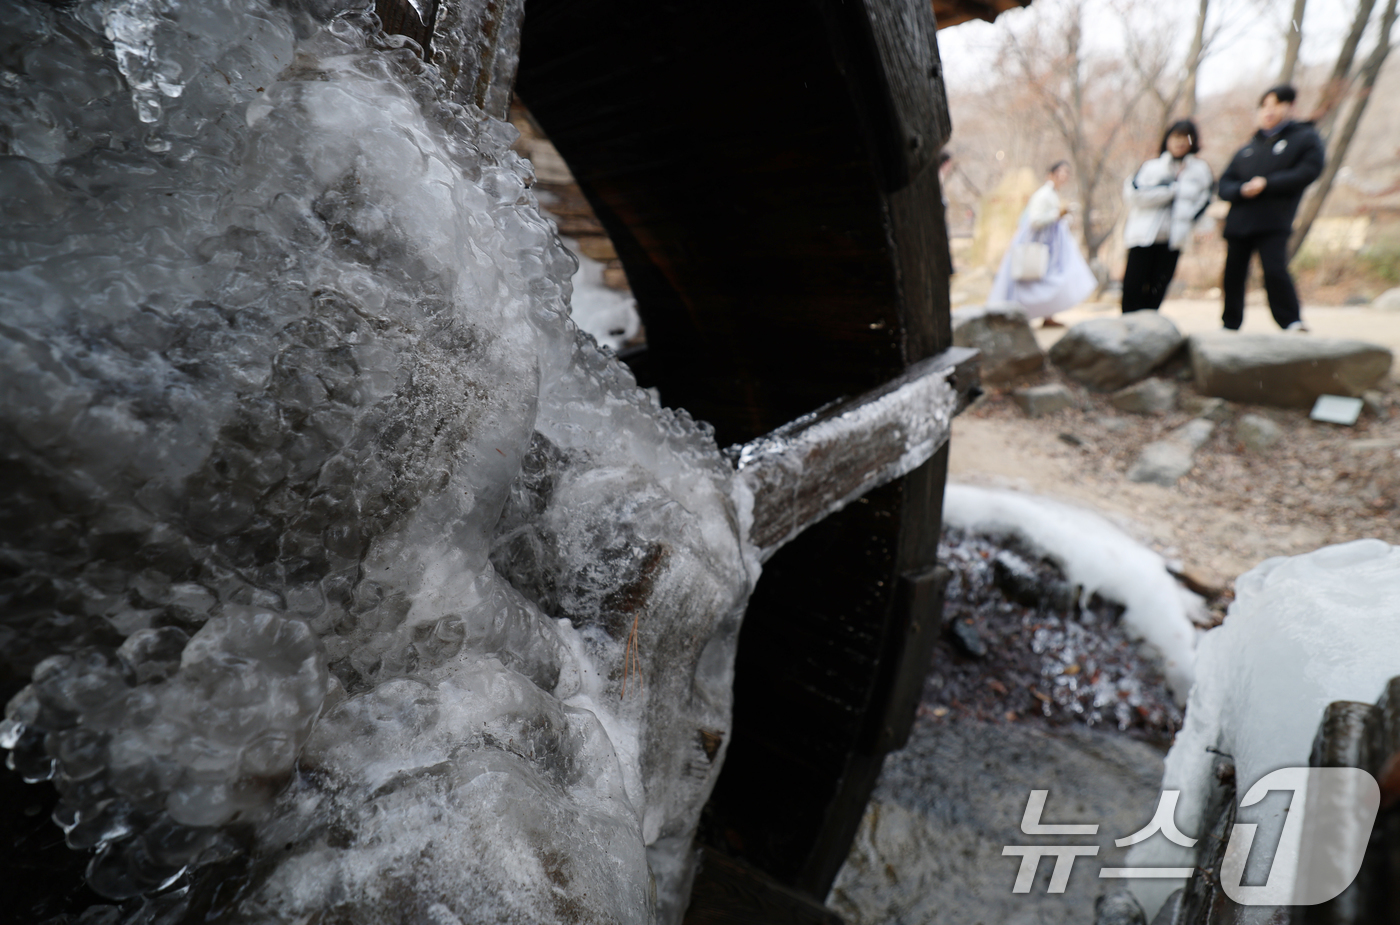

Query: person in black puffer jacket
[[1218, 84, 1325, 331]]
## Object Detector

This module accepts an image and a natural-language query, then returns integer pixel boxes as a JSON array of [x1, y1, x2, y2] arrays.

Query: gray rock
[[1171, 418, 1216, 452], [830, 719, 1166, 925], [1110, 378, 1178, 415], [1363, 389, 1388, 418], [1013, 383, 1077, 418], [1189, 332, 1393, 408], [952, 303, 1046, 384], [1128, 442, 1196, 485], [1179, 394, 1231, 421], [1128, 419, 1215, 485], [1095, 889, 1147, 925], [1236, 413, 1281, 453], [1096, 414, 1132, 432], [1372, 287, 1400, 312], [1047, 312, 1185, 392], [993, 550, 1041, 606], [948, 617, 987, 658]]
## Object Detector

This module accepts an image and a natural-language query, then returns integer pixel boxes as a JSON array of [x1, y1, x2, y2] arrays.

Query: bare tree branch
[[1182, 0, 1210, 116], [1290, 0, 1398, 258], [1314, 0, 1379, 137], [1278, 0, 1308, 82]]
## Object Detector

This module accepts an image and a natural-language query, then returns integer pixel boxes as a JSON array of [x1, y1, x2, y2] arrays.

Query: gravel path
[[949, 342, 1399, 597]]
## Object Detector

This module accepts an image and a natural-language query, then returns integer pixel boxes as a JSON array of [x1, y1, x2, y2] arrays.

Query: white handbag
[[1011, 242, 1049, 282]]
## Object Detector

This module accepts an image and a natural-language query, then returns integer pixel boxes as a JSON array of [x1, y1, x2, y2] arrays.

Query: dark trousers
[[1121, 243, 1180, 312], [1221, 231, 1301, 330]]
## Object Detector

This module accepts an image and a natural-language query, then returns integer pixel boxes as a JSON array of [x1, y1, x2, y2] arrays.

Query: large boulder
[[1372, 287, 1400, 312], [1048, 313, 1184, 392], [1189, 333, 1393, 408], [952, 303, 1045, 383]]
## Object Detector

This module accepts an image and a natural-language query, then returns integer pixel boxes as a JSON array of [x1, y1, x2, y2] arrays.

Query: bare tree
[[999, 0, 1156, 261], [1181, 0, 1211, 115], [1277, 0, 1308, 82], [1312, 0, 1379, 136], [1291, 0, 1399, 257], [1117, 0, 1228, 131]]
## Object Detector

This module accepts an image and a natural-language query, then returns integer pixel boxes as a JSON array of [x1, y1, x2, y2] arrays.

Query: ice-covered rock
[[0, 1, 755, 922], [1127, 540, 1400, 918]]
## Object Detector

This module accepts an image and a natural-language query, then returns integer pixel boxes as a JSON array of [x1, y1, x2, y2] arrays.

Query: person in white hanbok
[[990, 161, 1098, 328]]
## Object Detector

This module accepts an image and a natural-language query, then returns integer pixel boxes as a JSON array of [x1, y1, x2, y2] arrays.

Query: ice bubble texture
[[0, 1, 756, 922]]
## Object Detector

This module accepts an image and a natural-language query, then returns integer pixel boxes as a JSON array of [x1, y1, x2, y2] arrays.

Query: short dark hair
[[1260, 84, 1297, 105], [1160, 119, 1201, 155], [1048, 160, 1070, 175]]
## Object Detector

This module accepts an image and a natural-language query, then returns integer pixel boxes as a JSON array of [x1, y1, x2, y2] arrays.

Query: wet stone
[[948, 617, 988, 659], [993, 549, 1041, 606]]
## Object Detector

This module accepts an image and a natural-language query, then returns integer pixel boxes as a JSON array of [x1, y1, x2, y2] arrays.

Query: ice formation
[[1127, 539, 1400, 917], [941, 485, 1200, 701], [560, 239, 641, 353], [0, 1, 756, 922]]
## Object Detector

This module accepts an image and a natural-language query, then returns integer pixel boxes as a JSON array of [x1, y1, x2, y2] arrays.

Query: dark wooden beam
[[736, 346, 978, 558], [684, 847, 845, 925], [932, 0, 1031, 28], [512, 0, 961, 905]]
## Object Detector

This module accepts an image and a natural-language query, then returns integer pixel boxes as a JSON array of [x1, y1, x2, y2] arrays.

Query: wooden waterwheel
[[506, 1, 976, 919], [373, 0, 989, 919], [0, 0, 999, 920]]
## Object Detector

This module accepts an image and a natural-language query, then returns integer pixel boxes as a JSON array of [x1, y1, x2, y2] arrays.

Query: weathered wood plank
[[375, 0, 436, 50], [931, 0, 1032, 28], [513, 0, 965, 903], [684, 847, 845, 925], [735, 346, 978, 558], [861, 0, 950, 188]]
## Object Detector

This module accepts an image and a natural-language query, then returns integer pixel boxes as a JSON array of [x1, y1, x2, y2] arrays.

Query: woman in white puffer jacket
[[1120, 120, 1215, 313]]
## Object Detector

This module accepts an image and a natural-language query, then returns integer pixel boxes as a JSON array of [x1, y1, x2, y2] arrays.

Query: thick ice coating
[[0, 1, 756, 922], [1127, 539, 1400, 917]]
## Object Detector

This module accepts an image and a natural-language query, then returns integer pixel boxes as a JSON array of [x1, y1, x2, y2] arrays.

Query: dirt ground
[[948, 298, 1400, 596]]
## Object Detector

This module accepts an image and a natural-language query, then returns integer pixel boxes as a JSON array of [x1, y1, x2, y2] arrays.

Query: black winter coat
[[1218, 120, 1325, 238]]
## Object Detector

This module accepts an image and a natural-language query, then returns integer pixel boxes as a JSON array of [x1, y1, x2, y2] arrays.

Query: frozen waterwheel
[[0, 0, 988, 921]]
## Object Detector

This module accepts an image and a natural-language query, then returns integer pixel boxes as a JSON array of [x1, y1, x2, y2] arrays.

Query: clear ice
[[1126, 539, 1400, 917], [0, 1, 756, 922]]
